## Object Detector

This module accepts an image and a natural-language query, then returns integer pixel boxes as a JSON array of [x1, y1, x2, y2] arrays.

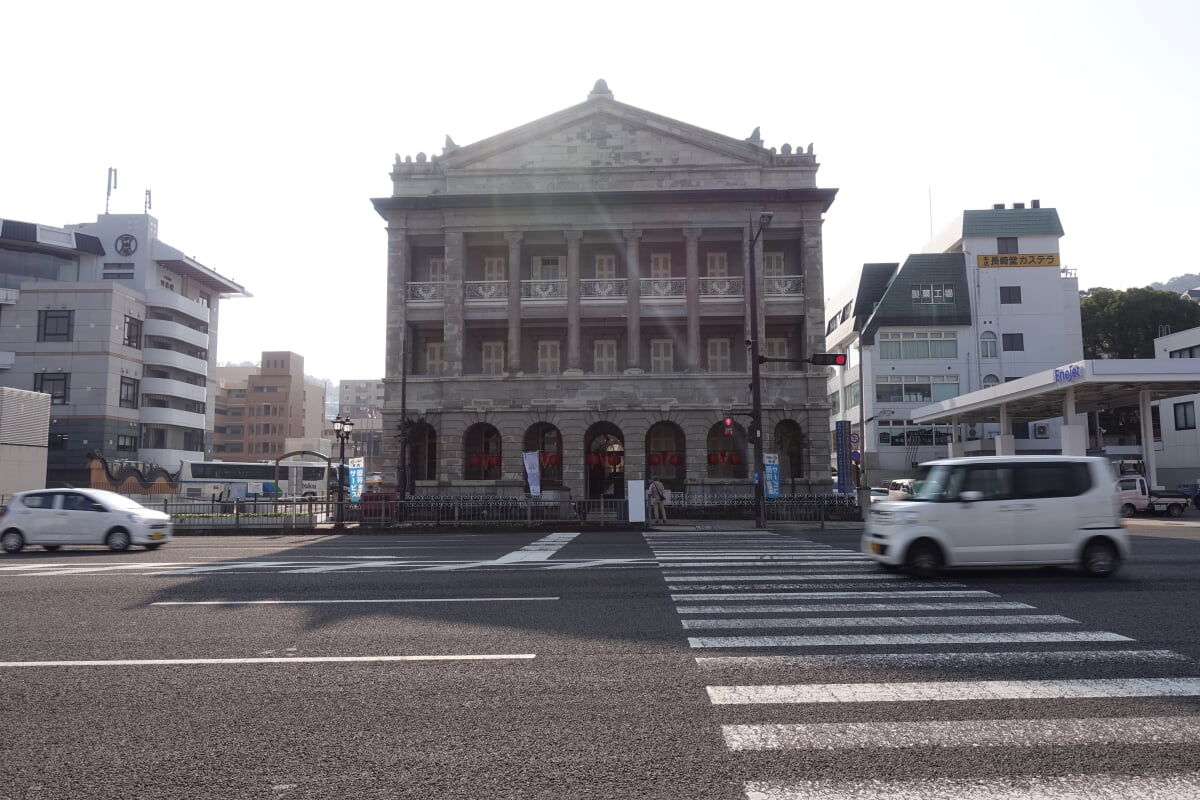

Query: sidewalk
[[643, 518, 863, 533]]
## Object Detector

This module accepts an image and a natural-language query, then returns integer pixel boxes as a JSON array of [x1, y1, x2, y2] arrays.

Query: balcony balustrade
[[407, 282, 445, 302], [465, 281, 507, 300], [699, 277, 744, 297], [580, 278, 627, 299], [521, 279, 567, 299], [766, 275, 805, 295], [408, 275, 803, 306], [640, 277, 687, 297]]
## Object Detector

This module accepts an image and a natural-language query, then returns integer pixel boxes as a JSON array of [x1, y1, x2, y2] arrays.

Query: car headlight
[[900, 510, 922, 524], [127, 512, 145, 523]]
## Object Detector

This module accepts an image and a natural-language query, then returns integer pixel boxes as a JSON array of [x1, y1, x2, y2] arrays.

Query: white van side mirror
[[960, 490, 984, 503]]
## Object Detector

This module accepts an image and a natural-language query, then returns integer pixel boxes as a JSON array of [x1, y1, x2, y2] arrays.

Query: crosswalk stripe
[[677, 602, 1034, 614], [666, 574, 900, 582], [743, 773, 1200, 800], [672, 590, 995, 601], [688, 631, 1133, 649], [696, 649, 1191, 670], [682, 614, 1076, 630], [670, 582, 965, 591], [724, 715, 1200, 750], [708, 677, 1200, 705], [661, 561, 872, 568]]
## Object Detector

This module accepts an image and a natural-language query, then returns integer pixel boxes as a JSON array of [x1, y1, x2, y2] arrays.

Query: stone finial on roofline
[[745, 126, 763, 147], [588, 79, 613, 100]]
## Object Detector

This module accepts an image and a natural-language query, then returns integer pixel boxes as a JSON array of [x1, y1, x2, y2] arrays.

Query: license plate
[[150, 532, 164, 541], [869, 541, 882, 554]]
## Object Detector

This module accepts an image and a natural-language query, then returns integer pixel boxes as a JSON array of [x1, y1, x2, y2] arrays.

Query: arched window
[[645, 421, 686, 491], [407, 422, 438, 483], [463, 423, 502, 480], [773, 420, 806, 489], [706, 419, 748, 479], [980, 331, 998, 359], [982, 374, 1000, 389], [523, 422, 563, 488]]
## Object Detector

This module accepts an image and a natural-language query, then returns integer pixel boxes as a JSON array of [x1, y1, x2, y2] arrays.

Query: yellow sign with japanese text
[[977, 254, 1060, 268]]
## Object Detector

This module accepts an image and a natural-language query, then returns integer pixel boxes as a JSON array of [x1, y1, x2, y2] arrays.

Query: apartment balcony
[[141, 376, 208, 404], [412, 276, 802, 308], [146, 286, 211, 324], [144, 318, 210, 350], [143, 347, 208, 376], [139, 406, 206, 430]]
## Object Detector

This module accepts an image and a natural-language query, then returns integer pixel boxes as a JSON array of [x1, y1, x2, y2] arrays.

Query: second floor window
[[537, 340, 560, 374], [650, 339, 674, 373], [482, 341, 505, 375], [34, 373, 70, 404], [594, 254, 616, 279], [763, 252, 785, 277], [426, 342, 443, 376], [765, 337, 790, 372], [980, 331, 998, 358], [593, 339, 617, 373], [650, 253, 671, 279], [1002, 333, 1025, 351], [120, 377, 139, 409], [1000, 286, 1022, 304], [707, 338, 730, 371], [123, 316, 142, 348], [483, 257, 505, 282], [38, 310, 73, 342], [997, 237, 1019, 254], [706, 252, 728, 277]]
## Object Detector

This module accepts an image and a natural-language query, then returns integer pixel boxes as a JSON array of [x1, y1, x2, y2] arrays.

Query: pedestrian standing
[[647, 477, 667, 524]]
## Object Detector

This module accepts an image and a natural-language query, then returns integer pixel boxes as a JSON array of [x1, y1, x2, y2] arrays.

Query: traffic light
[[723, 415, 734, 436], [810, 353, 847, 366]]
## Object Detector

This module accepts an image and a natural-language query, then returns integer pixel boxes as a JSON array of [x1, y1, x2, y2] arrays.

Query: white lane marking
[[708, 677, 1200, 705], [697, 649, 1192, 669], [724, 715, 1200, 750], [743, 773, 1200, 800], [543, 559, 647, 570], [493, 532, 579, 563], [0, 562, 187, 572], [661, 561, 873, 569], [281, 560, 415, 573], [152, 597, 560, 605], [151, 562, 301, 575], [666, 574, 901, 582], [0, 654, 537, 667], [688, 631, 1133, 649], [676, 602, 1034, 614], [669, 582, 963, 591], [682, 614, 1076, 630], [672, 590, 994, 601]]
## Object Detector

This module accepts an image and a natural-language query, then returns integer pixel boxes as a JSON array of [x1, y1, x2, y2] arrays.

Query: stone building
[[373, 81, 837, 500]]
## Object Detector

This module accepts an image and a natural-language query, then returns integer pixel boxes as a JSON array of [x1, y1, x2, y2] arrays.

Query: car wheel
[[105, 529, 131, 552], [1167, 504, 1185, 518], [144, 543, 162, 551], [1081, 540, 1120, 578], [43, 545, 62, 552], [906, 541, 943, 579], [1120, 503, 1137, 518], [2, 530, 25, 554]]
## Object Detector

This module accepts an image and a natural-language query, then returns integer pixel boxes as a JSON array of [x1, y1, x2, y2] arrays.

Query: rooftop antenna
[[105, 168, 118, 213], [144, 189, 152, 213]]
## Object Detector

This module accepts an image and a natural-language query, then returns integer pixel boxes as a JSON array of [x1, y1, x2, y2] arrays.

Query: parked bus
[[177, 460, 333, 500]]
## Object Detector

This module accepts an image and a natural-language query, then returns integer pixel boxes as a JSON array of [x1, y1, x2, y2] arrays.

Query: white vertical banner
[[628, 479, 646, 522], [523, 451, 542, 496]]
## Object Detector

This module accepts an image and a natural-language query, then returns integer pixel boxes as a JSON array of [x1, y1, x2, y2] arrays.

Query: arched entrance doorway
[[584, 422, 625, 499], [645, 421, 686, 493]]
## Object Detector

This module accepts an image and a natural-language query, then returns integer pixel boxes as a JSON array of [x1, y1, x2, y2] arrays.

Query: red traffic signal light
[[723, 416, 734, 435], [810, 353, 847, 366]]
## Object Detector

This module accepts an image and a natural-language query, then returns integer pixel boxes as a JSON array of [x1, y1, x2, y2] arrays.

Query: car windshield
[[86, 491, 146, 511]]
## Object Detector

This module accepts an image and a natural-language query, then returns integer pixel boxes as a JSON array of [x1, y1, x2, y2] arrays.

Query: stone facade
[[373, 81, 838, 500]]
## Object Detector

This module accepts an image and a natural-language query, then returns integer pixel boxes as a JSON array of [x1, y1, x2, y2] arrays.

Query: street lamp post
[[747, 210, 773, 529], [333, 415, 354, 527]]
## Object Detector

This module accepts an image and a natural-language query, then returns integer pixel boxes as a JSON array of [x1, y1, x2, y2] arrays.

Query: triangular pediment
[[442, 101, 771, 173]]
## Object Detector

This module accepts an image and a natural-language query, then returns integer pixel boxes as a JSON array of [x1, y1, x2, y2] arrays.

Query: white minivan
[[863, 456, 1126, 578]]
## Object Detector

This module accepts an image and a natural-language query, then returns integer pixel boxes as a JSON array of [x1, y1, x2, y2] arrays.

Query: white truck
[[1116, 476, 1191, 518]]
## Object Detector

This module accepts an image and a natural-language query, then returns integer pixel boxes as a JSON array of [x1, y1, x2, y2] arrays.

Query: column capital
[[623, 229, 642, 243], [564, 230, 584, 244], [504, 231, 524, 245], [682, 227, 703, 243]]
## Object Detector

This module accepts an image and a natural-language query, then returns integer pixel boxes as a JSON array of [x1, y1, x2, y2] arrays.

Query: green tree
[[1081, 286, 1200, 358]]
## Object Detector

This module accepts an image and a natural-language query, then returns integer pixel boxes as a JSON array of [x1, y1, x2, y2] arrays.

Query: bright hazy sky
[[5, 0, 1198, 384]]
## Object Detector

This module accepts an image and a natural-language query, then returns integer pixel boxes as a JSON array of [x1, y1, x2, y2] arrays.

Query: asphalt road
[[1, 522, 1199, 799]]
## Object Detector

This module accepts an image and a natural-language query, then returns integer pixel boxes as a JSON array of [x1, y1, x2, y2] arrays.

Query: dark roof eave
[[371, 187, 838, 215]]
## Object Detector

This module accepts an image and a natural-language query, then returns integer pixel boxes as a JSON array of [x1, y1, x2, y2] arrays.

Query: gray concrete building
[[0, 214, 248, 486], [373, 81, 837, 500]]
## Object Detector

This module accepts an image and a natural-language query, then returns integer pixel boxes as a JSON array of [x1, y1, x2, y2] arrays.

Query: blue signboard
[[835, 421, 851, 494], [764, 453, 781, 498], [348, 457, 365, 501]]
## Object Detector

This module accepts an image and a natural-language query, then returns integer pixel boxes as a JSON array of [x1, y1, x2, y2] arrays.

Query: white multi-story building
[[1152, 326, 1200, 491], [0, 214, 248, 486], [826, 202, 1083, 485]]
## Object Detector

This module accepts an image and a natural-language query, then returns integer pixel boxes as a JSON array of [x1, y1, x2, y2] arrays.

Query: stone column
[[800, 217, 826, 361], [684, 227, 702, 371], [442, 230, 465, 377], [505, 232, 523, 373], [624, 230, 642, 373], [565, 230, 583, 373], [385, 226, 409, 380]]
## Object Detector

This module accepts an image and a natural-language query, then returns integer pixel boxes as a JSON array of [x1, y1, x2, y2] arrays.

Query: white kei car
[[0, 488, 173, 553]]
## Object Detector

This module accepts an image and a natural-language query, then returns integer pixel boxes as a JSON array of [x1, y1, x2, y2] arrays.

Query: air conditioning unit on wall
[[1034, 423, 1050, 439]]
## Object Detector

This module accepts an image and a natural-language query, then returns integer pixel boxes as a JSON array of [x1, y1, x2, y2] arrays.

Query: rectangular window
[[764, 337, 790, 372], [38, 310, 73, 342], [707, 338, 731, 371], [483, 257, 506, 282], [119, 377, 139, 409], [879, 331, 957, 359], [117, 435, 137, 452], [997, 237, 1019, 254], [1000, 286, 1022, 304], [123, 316, 142, 348], [829, 391, 840, 414], [1002, 333, 1025, 351], [537, 340, 561, 374], [34, 373, 70, 404], [763, 252, 785, 277], [594, 254, 616, 279], [531, 256, 562, 280], [705, 252, 728, 277], [650, 253, 671, 279], [650, 339, 674, 373], [425, 342, 443, 376], [49, 433, 69, 450], [1175, 401, 1196, 431], [482, 341, 505, 375], [593, 339, 617, 373], [103, 263, 135, 279], [845, 381, 861, 409], [428, 257, 446, 282]]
